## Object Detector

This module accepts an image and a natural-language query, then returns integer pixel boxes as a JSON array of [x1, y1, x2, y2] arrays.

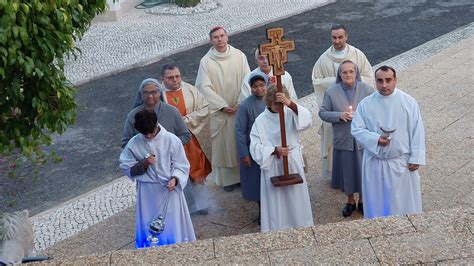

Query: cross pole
[[259, 28, 303, 187]]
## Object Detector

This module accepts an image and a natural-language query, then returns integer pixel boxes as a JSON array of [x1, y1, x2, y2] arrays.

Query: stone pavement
[[35, 29, 474, 263], [66, 0, 330, 85], [40, 208, 473, 264]]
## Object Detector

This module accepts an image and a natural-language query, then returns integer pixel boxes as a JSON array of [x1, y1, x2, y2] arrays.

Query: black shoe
[[223, 185, 234, 192], [196, 209, 208, 215], [342, 203, 356, 217], [358, 202, 364, 215]]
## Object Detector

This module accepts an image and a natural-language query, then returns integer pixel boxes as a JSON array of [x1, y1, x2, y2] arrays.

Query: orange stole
[[165, 90, 211, 182]]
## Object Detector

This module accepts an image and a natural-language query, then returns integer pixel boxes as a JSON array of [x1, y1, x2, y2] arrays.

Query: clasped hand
[[167, 177, 178, 192], [339, 111, 353, 122], [378, 135, 391, 146], [274, 146, 289, 158], [408, 163, 419, 172], [222, 104, 239, 114]]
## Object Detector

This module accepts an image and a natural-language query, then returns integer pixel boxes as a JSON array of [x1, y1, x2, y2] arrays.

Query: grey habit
[[131, 79, 166, 109], [121, 78, 191, 148], [319, 63, 373, 194], [235, 95, 266, 201]]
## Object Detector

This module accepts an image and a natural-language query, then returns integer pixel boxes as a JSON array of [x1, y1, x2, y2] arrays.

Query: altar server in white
[[119, 110, 195, 248], [250, 85, 313, 232], [351, 66, 425, 219]]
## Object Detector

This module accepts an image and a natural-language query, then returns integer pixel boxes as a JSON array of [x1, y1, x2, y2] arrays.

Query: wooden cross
[[259, 28, 295, 76], [259, 28, 302, 187]]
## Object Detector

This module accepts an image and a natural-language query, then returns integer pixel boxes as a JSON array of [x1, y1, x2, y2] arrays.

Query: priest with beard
[[351, 66, 425, 218]]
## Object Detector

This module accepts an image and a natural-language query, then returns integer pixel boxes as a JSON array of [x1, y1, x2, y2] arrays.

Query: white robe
[[250, 104, 314, 232], [163, 82, 211, 213], [351, 89, 425, 219], [165, 82, 210, 137], [195, 45, 250, 186], [312, 44, 374, 179], [119, 126, 195, 248], [240, 68, 298, 102]]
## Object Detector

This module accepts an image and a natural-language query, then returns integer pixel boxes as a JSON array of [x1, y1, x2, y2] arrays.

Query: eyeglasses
[[143, 90, 159, 96]]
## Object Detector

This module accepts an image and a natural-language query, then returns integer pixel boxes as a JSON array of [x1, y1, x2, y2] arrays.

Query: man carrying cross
[[250, 85, 313, 232], [250, 28, 313, 232]]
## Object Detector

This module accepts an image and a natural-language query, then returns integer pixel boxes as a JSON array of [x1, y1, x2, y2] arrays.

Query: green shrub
[[0, 0, 108, 156], [175, 0, 200, 8], [0, 0, 108, 206]]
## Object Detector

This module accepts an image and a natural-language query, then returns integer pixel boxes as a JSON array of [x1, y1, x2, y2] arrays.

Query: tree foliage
[[0, 0, 108, 157], [0, 0, 109, 208]]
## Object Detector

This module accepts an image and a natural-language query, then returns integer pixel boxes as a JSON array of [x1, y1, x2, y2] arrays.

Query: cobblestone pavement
[[65, 0, 330, 85], [32, 24, 473, 254]]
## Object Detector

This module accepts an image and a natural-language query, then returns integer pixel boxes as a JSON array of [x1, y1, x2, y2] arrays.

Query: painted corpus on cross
[[259, 28, 295, 76]]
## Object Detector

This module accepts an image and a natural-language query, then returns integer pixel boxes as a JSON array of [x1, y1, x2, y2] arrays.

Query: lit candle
[[349, 105, 353, 117]]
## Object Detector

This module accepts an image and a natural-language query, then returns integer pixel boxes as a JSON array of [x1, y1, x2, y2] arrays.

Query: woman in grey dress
[[235, 71, 268, 224], [319, 60, 373, 217]]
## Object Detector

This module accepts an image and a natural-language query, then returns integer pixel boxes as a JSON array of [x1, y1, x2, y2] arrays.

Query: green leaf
[[34, 67, 43, 78], [0, 0, 7, 9], [12, 2, 19, 12], [24, 60, 33, 76], [0, 47, 7, 57], [19, 27, 29, 44], [12, 26, 19, 38], [21, 3, 30, 14], [34, 0, 42, 12], [0, 30, 7, 45]]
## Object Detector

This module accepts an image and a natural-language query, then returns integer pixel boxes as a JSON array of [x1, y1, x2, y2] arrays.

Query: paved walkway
[[37, 29, 473, 262], [43, 207, 474, 264], [66, 0, 330, 85]]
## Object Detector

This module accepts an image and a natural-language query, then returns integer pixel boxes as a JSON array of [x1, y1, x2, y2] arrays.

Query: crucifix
[[259, 28, 303, 187]]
